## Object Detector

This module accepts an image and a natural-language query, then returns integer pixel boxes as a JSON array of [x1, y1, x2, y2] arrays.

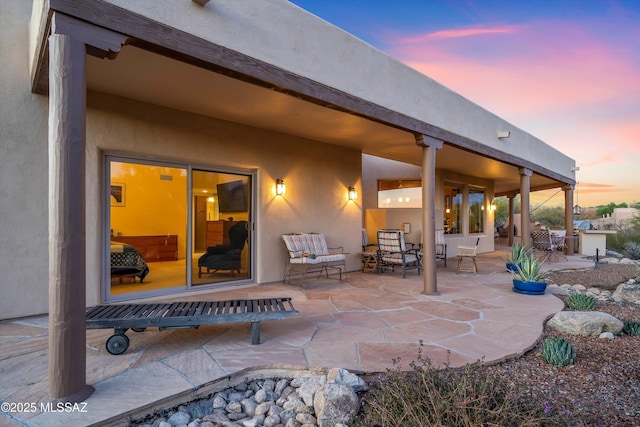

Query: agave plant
[[622, 321, 640, 336], [511, 253, 550, 283], [542, 337, 576, 367], [567, 294, 597, 311], [506, 242, 530, 265]]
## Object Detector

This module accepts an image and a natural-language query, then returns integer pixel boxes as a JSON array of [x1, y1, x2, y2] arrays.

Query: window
[[469, 187, 485, 234], [444, 184, 462, 234], [377, 179, 422, 208]]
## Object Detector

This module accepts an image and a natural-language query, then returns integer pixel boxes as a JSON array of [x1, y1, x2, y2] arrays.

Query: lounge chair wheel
[[131, 327, 147, 332], [106, 333, 130, 355]]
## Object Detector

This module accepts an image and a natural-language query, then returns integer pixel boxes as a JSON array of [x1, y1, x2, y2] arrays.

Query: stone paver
[[0, 252, 591, 426]]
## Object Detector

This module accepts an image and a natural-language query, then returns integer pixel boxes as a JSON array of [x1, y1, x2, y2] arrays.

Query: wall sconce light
[[276, 178, 286, 196], [348, 186, 358, 201], [497, 131, 510, 139], [490, 200, 496, 211]]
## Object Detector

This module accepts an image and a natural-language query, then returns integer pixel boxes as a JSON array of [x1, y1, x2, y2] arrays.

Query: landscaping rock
[[313, 383, 358, 427], [326, 367, 368, 393], [546, 284, 571, 296], [612, 282, 640, 303], [167, 410, 190, 425], [547, 311, 624, 337]]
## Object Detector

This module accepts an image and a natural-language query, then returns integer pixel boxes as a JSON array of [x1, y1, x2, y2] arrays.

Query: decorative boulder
[[612, 283, 640, 303], [313, 383, 359, 427], [547, 311, 623, 337], [326, 367, 368, 393]]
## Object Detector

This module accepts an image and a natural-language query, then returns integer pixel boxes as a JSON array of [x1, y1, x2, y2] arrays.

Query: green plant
[[511, 253, 550, 282], [623, 242, 640, 260], [506, 241, 530, 265], [567, 294, 597, 311], [622, 321, 640, 336], [352, 344, 572, 426], [542, 337, 576, 367]]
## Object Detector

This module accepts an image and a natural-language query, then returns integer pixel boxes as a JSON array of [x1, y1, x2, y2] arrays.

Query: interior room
[[108, 159, 251, 298]]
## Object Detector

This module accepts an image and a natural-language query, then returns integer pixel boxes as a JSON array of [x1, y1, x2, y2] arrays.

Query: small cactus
[[542, 337, 576, 366], [622, 321, 640, 336], [567, 294, 597, 311]]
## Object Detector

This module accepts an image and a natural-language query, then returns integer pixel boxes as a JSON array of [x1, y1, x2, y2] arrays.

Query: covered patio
[[0, 0, 578, 409], [1, 252, 592, 426]]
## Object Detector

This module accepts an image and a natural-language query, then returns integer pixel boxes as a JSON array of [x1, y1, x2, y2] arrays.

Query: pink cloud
[[579, 154, 621, 168], [399, 26, 516, 43], [389, 21, 640, 117], [578, 185, 631, 195]]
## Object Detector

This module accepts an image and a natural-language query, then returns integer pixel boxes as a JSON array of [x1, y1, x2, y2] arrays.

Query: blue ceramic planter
[[506, 263, 519, 273], [512, 279, 547, 295]]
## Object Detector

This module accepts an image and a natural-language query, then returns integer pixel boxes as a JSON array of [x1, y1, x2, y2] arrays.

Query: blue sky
[[290, 1, 640, 207]]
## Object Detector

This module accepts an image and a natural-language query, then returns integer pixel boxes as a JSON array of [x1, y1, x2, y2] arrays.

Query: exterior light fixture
[[573, 204, 581, 216], [348, 186, 358, 201], [490, 200, 496, 211], [276, 178, 286, 196], [497, 131, 510, 139]]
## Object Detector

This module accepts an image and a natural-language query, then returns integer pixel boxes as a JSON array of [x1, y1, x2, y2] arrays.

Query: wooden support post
[[519, 168, 532, 247], [416, 134, 443, 295], [48, 33, 93, 402], [564, 184, 575, 255]]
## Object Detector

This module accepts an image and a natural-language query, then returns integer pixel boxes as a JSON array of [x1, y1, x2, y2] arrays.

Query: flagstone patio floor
[[0, 251, 593, 426]]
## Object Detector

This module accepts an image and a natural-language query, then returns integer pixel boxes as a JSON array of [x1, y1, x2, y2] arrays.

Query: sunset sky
[[290, 1, 640, 208]]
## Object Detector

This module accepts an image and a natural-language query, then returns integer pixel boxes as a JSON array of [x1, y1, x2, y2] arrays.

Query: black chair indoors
[[198, 221, 248, 278]]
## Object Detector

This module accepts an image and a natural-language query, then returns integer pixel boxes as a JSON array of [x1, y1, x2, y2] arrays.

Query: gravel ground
[[488, 263, 640, 426]]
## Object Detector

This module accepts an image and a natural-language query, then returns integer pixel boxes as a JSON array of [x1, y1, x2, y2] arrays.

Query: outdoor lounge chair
[[549, 229, 567, 262], [457, 237, 479, 273], [198, 221, 248, 277], [435, 229, 448, 267], [376, 229, 421, 278], [531, 230, 551, 253], [417, 229, 448, 268], [361, 228, 378, 272], [281, 233, 346, 283]]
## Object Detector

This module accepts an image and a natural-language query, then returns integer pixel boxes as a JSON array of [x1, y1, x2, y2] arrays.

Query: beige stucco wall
[[103, 0, 575, 180], [85, 92, 363, 307], [0, 0, 50, 320], [1, 0, 362, 320]]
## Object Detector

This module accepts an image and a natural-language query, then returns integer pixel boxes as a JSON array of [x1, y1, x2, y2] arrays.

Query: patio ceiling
[[86, 44, 558, 195]]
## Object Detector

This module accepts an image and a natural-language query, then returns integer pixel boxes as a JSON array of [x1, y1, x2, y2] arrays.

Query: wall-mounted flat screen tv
[[217, 180, 248, 213]]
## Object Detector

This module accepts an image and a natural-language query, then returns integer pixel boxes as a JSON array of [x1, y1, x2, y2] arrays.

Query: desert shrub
[[623, 242, 640, 260], [352, 345, 572, 427]]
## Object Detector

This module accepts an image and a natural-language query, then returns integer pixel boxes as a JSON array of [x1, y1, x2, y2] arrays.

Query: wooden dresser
[[206, 221, 239, 248], [111, 235, 178, 262]]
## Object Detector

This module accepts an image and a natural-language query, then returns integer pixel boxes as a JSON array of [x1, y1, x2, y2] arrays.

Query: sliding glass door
[[106, 156, 252, 301], [191, 170, 251, 285]]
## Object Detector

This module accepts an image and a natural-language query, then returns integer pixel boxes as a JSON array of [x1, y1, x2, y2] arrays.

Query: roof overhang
[[31, 0, 575, 195]]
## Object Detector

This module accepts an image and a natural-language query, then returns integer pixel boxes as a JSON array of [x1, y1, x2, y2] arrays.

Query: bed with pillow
[[110, 242, 150, 282]]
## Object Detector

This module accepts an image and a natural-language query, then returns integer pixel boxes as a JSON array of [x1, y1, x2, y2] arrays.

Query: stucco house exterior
[[1, 0, 577, 400]]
